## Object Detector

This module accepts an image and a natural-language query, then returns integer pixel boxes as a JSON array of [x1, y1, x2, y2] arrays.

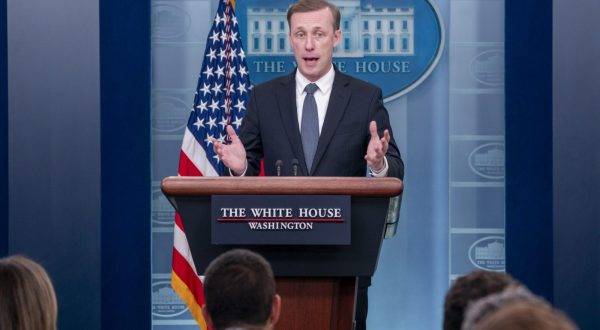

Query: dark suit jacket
[[239, 69, 404, 179]]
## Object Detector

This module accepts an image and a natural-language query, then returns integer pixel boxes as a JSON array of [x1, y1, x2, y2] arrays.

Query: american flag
[[172, 0, 251, 327]]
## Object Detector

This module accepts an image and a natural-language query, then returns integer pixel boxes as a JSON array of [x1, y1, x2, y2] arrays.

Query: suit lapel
[[276, 72, 309, 174], [310, 72, 351, 175]]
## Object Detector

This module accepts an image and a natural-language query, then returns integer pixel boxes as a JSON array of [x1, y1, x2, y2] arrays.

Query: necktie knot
[[304, 83, 318, 95]]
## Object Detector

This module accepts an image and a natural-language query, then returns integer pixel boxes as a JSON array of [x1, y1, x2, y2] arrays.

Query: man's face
[[289, 7, 341, 82]]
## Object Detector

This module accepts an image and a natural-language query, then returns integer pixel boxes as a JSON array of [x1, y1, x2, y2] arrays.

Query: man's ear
[[333, 29, 342, 47], [202, 305, 215, 329], [269, 294, 282, 326]]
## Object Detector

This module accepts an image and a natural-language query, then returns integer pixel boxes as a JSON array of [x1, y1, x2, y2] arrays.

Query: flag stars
[[236, 82, 248, 94], [185, 3, 252, 174], [218, 48, 228, 61], [209, 30, 220, 44], [196, 100, 208, 113], [228, 50, 236, 61], [202, 66, 214, 78], [209, 99, 220, 112], [193, 117, 204, 130], [237, 48, 246, 61], [229, 31, 238, 43], [205, 48, 217, 62], [211, 83, 223, 96], [228, 48, 237, 60], [219, 31, 228, 44], [233, 99, 246, 112], [214, 13, 223, 26], [204, 133, 214, 145], [214, 65, 225, 79], [218, 117, 229, 129], [238, 66, 248, 78], [199, 83, 211, 96], [227, 68, 237, 78], [207, 116, 218, 130], [232, 116, 243, 129]]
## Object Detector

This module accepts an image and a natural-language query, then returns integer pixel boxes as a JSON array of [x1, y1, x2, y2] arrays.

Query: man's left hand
[[364, 120, 389, 172]]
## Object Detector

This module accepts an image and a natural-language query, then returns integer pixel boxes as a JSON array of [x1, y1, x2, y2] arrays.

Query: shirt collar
[[295, 65, 336, 95]]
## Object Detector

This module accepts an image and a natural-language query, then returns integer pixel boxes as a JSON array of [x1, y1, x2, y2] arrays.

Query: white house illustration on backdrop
[[247, 0, 415, 56]]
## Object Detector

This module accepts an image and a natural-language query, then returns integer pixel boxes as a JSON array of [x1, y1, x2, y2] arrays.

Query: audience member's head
[[202, 249, 281, 330], [444, 270, 518, 330], [475, 300, 579, 330], [0, 255, 58, 330], [461, 285, 538, 330]]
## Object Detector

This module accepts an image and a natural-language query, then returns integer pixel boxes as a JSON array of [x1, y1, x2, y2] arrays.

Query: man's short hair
[[443, 270, 517, 330], [287, 0, 341, 31], [203, 249, 275, 330]]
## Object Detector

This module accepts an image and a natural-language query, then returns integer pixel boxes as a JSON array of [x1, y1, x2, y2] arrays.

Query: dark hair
[[287, 0, 341, 31], [203, 249, 275, 330], [0, 255, 58, 330], [443, 270, 517, 330]]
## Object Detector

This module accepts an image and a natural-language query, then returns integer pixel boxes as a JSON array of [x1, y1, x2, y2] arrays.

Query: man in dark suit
[[213, 0, 404, 328], [232, 67, 404, 178]]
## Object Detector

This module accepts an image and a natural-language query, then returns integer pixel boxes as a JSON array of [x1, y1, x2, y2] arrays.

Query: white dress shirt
[[295, 66, 335, 134]]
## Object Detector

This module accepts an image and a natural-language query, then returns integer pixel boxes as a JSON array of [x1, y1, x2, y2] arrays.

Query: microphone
[[291, 158, 299, 176], [275, 160, 283, 176]]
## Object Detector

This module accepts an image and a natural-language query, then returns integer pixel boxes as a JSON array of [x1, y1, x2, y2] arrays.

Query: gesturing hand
[[364, 120, 389, 172], [212, 125, 247, 175]]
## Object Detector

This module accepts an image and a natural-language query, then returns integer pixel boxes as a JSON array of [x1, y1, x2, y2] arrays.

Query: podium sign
[[211, 195, 351, 245]]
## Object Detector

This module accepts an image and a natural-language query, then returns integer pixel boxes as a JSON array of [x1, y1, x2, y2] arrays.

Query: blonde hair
[[0, 255, 58, 330], [476, 301, 579, 330]]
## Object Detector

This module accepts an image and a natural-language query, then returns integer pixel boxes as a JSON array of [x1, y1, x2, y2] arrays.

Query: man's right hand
[[212, 125, 247, 176]]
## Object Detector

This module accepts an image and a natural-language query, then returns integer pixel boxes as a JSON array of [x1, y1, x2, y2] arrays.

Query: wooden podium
[[161, 176, 403, 330]]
